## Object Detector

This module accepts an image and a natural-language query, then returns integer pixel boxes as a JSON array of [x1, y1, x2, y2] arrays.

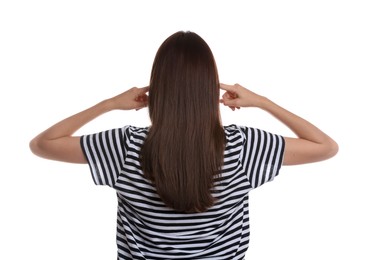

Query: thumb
[[222, 98, 240, 108]]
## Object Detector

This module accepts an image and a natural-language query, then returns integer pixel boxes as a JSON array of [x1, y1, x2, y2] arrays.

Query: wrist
[[254, 95, 269, 109], [99, 98, 115, 113]]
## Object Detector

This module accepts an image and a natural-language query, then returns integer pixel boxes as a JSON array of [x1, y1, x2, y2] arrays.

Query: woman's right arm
[[220, 83, 338, 165]]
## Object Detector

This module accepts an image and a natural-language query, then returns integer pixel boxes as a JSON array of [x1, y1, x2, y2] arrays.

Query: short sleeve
[[239, 126, 285, 189], [80, 126, 130, 187]]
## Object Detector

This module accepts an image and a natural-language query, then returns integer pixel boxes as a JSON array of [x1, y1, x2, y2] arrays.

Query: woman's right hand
[[220, 83, 265, 110], [220, 83, 338, 165]]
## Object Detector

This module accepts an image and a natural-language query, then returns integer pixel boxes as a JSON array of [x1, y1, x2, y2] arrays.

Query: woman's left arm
[[29, 86, 149, 163]]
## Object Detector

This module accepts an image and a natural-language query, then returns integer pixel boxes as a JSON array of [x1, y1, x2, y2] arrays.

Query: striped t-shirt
[[80, 124, 285, 259]]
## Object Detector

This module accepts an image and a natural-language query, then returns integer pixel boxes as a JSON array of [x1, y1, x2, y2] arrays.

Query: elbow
[[29, 137, 39, 156], [331, 140, 339, 157], [29, 136, 44, 158], [325, 138, 339, 160]]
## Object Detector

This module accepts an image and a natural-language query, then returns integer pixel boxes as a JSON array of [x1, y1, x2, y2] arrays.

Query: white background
[[1, 0, 366, 259]]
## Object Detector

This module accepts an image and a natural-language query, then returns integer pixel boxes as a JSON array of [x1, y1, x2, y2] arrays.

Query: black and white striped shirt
[[81, 124, 285, 259]]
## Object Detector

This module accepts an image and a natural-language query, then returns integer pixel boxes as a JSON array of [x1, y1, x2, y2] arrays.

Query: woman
[[30, 31, 338, 259]]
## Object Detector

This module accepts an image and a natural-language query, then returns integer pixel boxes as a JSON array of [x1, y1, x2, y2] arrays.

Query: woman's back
[[81, 124, 284, 259]]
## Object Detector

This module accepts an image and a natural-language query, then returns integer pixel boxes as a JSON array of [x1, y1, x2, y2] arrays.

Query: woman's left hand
[[29, 86, 150, 163], [109, 86, 149, 111]]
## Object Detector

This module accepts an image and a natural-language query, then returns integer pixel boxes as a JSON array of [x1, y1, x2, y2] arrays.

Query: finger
[[135, 101, 148, 111], [222, 91, 235, 100], [138, 86, 150, 94], [229, 92, 238, 98], [220, 83, 235, 92], [222, 98, 239, 108], [222, 92, 229, 99], [135, 95, 148, 103]]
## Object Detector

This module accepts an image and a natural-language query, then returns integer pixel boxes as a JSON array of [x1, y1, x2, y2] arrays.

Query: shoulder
[[223, 124, 248, 139], [223, 124, 248, 147], [122, 125, 149, 145], [224, 124, 283, 145], [124, 125, 149, 135]]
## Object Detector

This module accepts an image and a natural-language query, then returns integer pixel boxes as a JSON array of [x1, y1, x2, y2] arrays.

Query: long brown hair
[[140, 31, 225, 213]]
